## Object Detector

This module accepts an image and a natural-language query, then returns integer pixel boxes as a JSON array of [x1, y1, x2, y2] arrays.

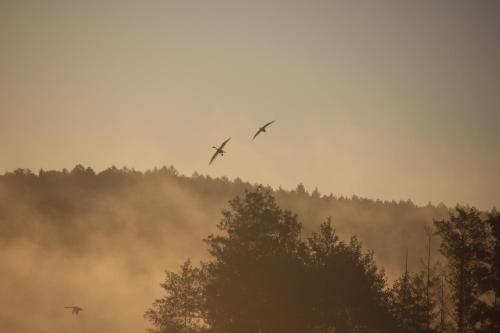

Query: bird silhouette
[[209, 137, 231, 165], [65, 306, 83, 315], [251, 121, 275, 141]]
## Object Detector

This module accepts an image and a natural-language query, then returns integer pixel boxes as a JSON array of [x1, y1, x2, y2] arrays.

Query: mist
[[0, 166, 455, 332]]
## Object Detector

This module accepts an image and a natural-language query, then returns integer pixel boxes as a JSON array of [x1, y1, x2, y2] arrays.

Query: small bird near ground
[[251, 121, 275, 141], [65, 306, 83, 315], [209, 137, 231, 165]]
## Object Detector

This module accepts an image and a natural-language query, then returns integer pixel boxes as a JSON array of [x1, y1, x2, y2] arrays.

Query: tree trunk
[[426, 228, 432, 331], [440, 275, 445, 333], [458, 259, 464, 333]]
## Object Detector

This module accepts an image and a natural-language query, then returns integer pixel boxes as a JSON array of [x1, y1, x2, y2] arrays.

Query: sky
[[1, 0, 499, 209]]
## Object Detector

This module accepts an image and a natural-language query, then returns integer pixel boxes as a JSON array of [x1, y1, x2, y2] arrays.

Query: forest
[[146, 189, 500, 333], [0, 165, 498, 333]]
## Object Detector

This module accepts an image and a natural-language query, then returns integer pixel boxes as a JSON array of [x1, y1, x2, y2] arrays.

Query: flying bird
[[65, 306, 83, 315], [251, 121, 275, 141], [209, 137, 231, 165]]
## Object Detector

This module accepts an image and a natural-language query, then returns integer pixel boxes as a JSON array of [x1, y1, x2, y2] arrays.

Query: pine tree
[[145, 259, 206, 333], [390, 270, 437, 333], [308, 219, 394, 333], [434, 207, 491, 333], [484, 211, 500, 332], [203, 189, 309, 333], [389, 248, 437, 333]]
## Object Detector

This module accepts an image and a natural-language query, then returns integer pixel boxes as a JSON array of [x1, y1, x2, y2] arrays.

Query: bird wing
[[209, 137, 230, 165], [251, 129, 263, 141], [219, 137, 231, 149], [262, 120, 275, 129], [252, 121, 275, 141], [209, 150, 219, 165]]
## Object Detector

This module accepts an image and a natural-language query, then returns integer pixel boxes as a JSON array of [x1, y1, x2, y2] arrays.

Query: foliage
[[307, 220, 394, 333], [482, 211, 500, 332], [203, 189, 310, 333], [145, 260, 207, 333], [0, 165, 450, 276], [389, 270, 437, 333], [434, 207, 492, 333]]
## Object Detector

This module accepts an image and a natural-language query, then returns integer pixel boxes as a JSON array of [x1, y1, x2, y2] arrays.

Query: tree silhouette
[[434, 207, 491, 333], [5, 166, 485, 332], [145, 259, 206, 333], [203, 189, 309, 333], [483, 210, 500, 332], [390, 270, 437, 333], [307, 219, 395, 333], [0, 164, 451, 276]]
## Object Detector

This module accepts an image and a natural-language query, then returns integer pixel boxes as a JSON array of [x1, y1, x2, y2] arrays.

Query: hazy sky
[[1, 0, 499, 209]]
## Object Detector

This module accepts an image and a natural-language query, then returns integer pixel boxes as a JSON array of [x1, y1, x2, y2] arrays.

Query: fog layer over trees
[[1, 165, 496, 332], [148, 190, 499, 333]]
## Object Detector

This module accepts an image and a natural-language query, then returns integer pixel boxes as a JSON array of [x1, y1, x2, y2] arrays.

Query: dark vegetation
[[0, 165, 449, 275], [1, 165, 498, 332], [147, 190, 500, 333]]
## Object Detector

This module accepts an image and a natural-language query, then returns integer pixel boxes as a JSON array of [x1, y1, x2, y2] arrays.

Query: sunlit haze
[[2, 0, 499, 209]]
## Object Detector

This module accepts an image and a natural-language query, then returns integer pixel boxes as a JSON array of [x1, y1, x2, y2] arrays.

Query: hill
[[0, 165, 450, 333]]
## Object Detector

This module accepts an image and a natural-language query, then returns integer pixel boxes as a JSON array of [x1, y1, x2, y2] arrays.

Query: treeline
[[1, 165, 451, 208], [1, 165, 498, 331], [0, 165, 455, 276], [147, 190, 500, 333]]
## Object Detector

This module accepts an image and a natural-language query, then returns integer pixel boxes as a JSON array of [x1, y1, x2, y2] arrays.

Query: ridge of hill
[[0, 164, 451, 275], [0, 165, 459, 333]]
